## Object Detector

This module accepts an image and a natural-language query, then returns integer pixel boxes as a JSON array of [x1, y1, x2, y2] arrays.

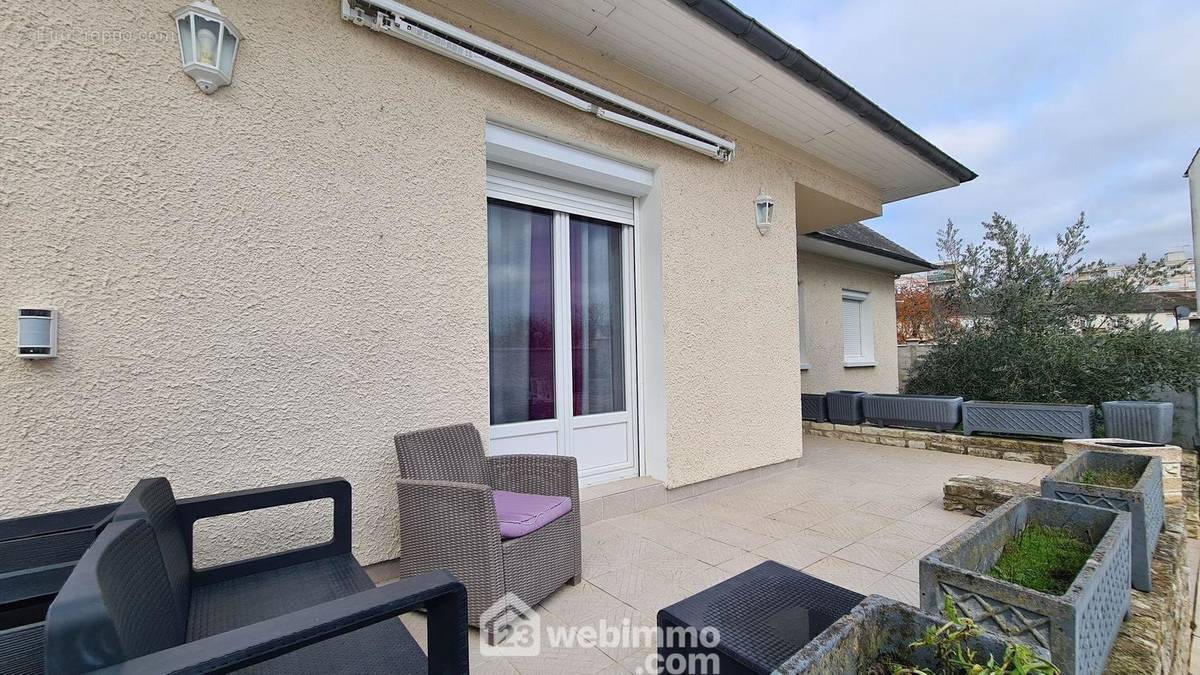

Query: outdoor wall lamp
[[755, 191, 775, 235], [173, 1, 242, 94], [17, 308, 57, 359]]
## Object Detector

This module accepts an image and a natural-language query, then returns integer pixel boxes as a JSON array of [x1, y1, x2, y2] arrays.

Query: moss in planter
[[989, 524, 1092, 595], [1076, 467, 1140, 489]]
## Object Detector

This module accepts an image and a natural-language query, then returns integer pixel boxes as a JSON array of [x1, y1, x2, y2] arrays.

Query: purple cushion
[[493, 490, 572, 539]]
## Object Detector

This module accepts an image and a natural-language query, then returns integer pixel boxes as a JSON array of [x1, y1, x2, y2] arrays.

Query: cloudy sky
[[735, 0, 1200, 263]]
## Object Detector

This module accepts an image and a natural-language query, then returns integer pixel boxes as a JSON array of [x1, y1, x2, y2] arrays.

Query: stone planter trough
[[800, 394, 827, 423], [826, 390, 865, 425], [1102, 401, 1174, 444], [775, 595, 1035, 674], [862, 393, 962, 432], [920, 496, 1131, 675], [1041, 450, 1163, 592], [962, 400, 1093, 439]]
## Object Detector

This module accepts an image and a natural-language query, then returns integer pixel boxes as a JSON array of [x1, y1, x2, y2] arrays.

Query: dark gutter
[[679, 0, 977, 184], [806, 232, 936, 270]]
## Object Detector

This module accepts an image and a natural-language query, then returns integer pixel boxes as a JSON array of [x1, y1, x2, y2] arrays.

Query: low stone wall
[[802, 421, 1067, 464], [943, 475, 1038, 516]]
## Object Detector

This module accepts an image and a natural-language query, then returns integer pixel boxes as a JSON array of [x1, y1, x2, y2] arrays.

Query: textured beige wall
[[796, 253, 900, 395], [0, 0, 864, 563]]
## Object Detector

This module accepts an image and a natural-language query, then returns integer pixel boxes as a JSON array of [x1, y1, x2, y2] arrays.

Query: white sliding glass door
[[488, 199, 637, 485]]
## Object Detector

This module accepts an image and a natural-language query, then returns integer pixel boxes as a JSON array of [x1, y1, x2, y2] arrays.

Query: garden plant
[[906, 213, 1200, 412]]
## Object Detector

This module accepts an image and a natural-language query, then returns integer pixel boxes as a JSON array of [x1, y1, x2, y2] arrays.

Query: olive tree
[[906, 213, 1200, 409]]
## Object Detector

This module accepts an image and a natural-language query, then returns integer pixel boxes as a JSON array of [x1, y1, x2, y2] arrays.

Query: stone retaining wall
[[803, 420, 1067, 464]]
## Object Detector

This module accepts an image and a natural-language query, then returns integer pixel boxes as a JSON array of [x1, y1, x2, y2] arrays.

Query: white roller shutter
[[486, 162, 636, 225], [842, 298, 863, 359]]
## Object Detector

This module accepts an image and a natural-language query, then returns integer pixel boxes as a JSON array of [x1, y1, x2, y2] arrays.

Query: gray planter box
[[826, 390, 865, 425], [920, 496, 1131, 675], [962, 400, 1093, 439], [801, 394, 827, 423], [775, 595, 1033, 674], [863, 394, 962, 432], [1042, 450, 1164, 592], [1102, 401, 1174, 444]]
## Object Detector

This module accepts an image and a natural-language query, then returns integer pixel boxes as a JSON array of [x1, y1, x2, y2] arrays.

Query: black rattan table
[[656, 561, 865, 675]]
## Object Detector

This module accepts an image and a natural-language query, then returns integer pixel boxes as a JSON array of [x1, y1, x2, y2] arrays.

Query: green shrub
[[906, 214, 1200, 411]]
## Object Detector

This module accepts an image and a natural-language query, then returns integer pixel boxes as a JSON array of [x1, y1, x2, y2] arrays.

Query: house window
[[797, 282, 809, 370], [842, 289, 875, 367]]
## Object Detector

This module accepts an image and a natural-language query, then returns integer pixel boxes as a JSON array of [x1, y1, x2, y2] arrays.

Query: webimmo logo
[[478, 592, 722, 672], [479, 592, 540, 657]]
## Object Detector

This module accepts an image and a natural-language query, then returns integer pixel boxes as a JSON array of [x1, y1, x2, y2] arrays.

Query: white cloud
[[736, 0, 1200, 263]]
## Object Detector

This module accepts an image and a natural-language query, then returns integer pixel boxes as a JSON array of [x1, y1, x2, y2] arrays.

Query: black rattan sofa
[[43, 477, 468, 674]]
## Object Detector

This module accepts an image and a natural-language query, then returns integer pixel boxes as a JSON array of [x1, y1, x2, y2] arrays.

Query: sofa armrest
[[489, 454, 579, 501], [89, 571, 469, 675], [395, 478, 501, 547], [175, 478, 351, 585]]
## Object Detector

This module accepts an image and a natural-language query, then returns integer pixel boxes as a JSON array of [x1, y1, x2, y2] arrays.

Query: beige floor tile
[[662, 536, 742, 565], [856, 496, 932, 518], [594, 533, 689, 565], [636, 525, 704, 552], [591, 565, 693, 615], [539, 581, 630, 625], [865, 574, 921, 606], [752, 539, 827, 570], [573, 605, 658, 663], [808, 511, 896, 540], [893, 557, 922, 583], [802, 556, 886, 594], [717, 552, 769, 574], [902, 504, 975, 530], [739, 516, 807, 539], [781, 529, 855, 554], [876, 519, 956, 544], [863, 533, 932, 558], [833, 542, 910, 573], [699, 521, 776, 551]]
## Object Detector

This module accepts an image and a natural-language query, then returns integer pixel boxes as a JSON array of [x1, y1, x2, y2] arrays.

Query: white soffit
[[485, 0, 961, 203], [796, 235, 929, 274]]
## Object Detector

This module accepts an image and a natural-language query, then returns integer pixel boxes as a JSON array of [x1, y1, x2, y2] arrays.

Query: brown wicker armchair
[[394, 423, 582, 643]]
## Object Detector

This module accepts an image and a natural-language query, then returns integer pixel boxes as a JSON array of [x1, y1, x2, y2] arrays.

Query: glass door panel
[[569, 216, 626, 416], [487, 200, 555, 425]]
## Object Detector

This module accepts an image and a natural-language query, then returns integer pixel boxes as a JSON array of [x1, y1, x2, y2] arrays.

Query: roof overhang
[[798, 233, 934, 274], [483, 0, 973, 203]]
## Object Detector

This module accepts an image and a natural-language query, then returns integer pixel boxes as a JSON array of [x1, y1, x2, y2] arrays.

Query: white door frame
[[487, 203, 640, 485]]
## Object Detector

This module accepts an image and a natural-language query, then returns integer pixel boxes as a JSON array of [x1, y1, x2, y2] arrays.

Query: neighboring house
[[797, 223, 934, 395], [1072, 247, 1196, 293], [1120, 291, 1195, 331], [0, 0, 972, 565]]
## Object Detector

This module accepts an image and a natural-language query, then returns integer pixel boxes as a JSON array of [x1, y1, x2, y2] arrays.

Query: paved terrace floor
[[398, 435, 1051, 674]]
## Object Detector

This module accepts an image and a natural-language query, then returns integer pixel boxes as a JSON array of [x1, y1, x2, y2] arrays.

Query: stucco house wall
[[796, 252, 900, 395], [0, 0, 881, 564]]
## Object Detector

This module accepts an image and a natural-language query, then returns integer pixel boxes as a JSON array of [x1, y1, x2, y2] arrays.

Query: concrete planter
[[1102, 401, 1174, 444], [1042, 450, 1164, 592], [962, 401, 1093, 439], [863, 394, 962, 432], [826, 390, 866, 425], [775, 595, 1028, 674], [800, 394, 828, 423], [920, 496, 1131, 675]]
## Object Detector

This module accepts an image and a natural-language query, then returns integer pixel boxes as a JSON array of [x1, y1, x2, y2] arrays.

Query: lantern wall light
[[173, 1, 242, 94], [755, 191, 775, 236]]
